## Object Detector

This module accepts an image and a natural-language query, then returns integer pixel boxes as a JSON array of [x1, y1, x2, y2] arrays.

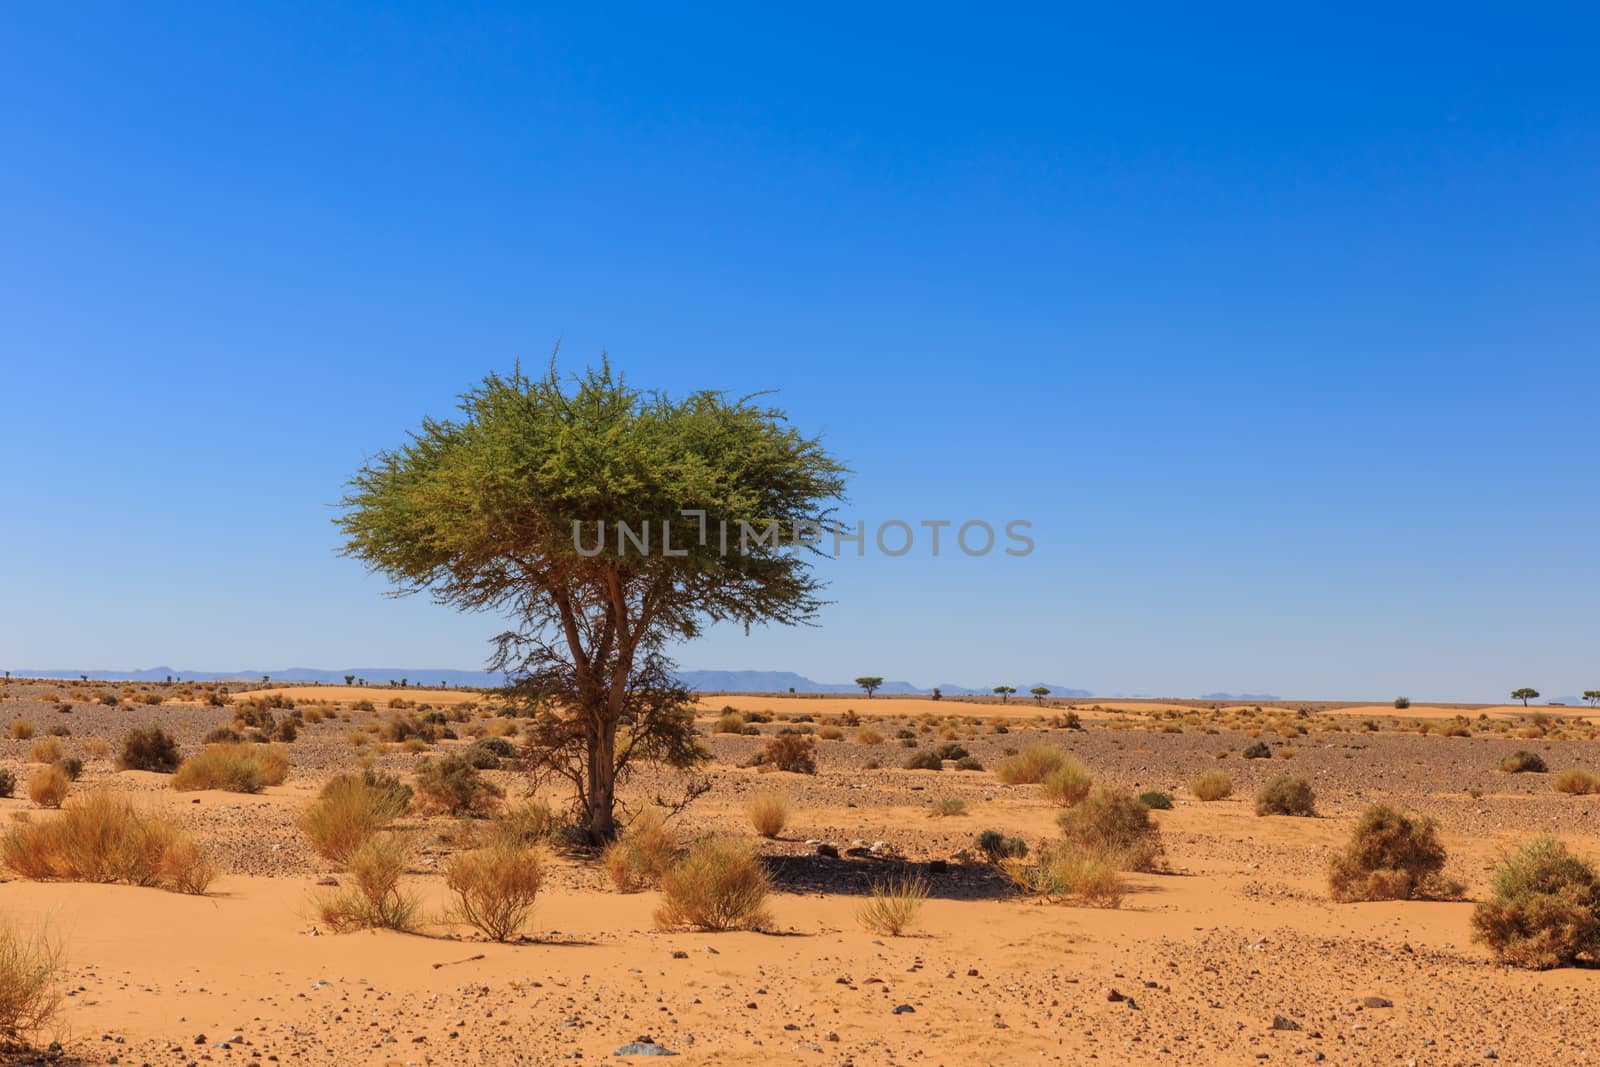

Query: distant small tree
[[855, 676, 884, 699], [994, 685, 1016, 704], [262, 675, 270, 685], [931, 687, 942, 701], [1030, 686, 1050, 705], [1584, 691, 1600, 708], [1394, 696, 1410, 709], [1512, 687, 1540, 707]]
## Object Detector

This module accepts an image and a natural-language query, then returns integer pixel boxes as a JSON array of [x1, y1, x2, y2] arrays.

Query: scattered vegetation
[[1553, 768, 1600, 795], [0, 921, 63, 1050], [1255, 775, 1317, 817], [117, 725, 180, 773], [315, 832, 421, 932], [929, 796, 967, 818], [1471, 835, 1600, 969], [1040, 760, 1093, 806], [995, 743, 1067, 785], [903, 750, 943, 771], [445, 843, 546, 942], [1004, 843, 1124, 907], [1501, 750, 1547, 774], [300, 770, 412, 865], [747, 791, 790, 838], [1242, 740, 1272, 759], [1056, 787, 1161, 871], [413, 754, 503, 815], [1138, 790, 1174, 810], [0, 792, 214, 894], [757, 733, 817, 774], [172, 744, 289, 793], [975, 829, 1028, 863], [1190, 770, 1234, 801], [27, 766, 68, 809], [654, 837, 771, 932], [601, 808, 679, 892]]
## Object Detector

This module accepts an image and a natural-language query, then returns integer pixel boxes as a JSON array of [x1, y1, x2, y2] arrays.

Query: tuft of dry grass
[[1040, 759, 1092, 806], [315, 832, 421, 932], [172, 744, 289, 793], [856, 875, 929, 935], [26, 766, 68, 809], [1554, 768, 1600, 795], [1190, 770, 1234, 801], [26, 739, 60, 765], [1501, 750, 1547, 774], [928, 796, 967, 818], [746, 791, 790, 839], [1328, 804, 1459, 902], [602, 809, 679, 892], [0, 920, 63, 1049], [654, 837, 771, 932], [300, 770, 412, 866], [1471, 835, 1600, 969], [1004, 844, 1124, 907], [8, 720, 34, 741], [445, 844, 545, 942], [856, 727, 884, 745], [0, 791, 213, 894], [995, 743, 1067, 785], [1056, 787, 1161, 872]]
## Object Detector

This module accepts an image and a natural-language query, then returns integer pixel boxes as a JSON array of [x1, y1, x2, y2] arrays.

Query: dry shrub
[[315, 832, 421, 932], [8, 720, 34, 741], [26, 739, 59, 765], [1554, 768, 1600, 795], [1190, 770, 1233, 801], [1255, 775, 1317, 817], [300, 770, 412, 865], [856, 875, 928, 935], [414, 754, 503, 815], [759, 733, 816, 774], [172, 744, 289, 793], [116, 725, 180, 773], [1040, 759, 1092, 806], [445, 844, 545, 942], [713, 712, 745, 734], [996, 744, 1067, 785], [1004, 844, 1124, 907], [654, 837, 771, 932], [27, 767, 68, 809], [856, 728, 884, 745], [84, 740, 110, 760], [602, 809, 679, 892], [1056, 787, 1161, 871], [0, 792, 213, 894], [1501, 750, 1547, 773], [1328, 804, 1459, 902], [929, 796, 967, 818], [747, 791, 789, 838], [490, 800, 555, 848], [0, 921, 63, 1049], [1471, 835, 1600, 969]]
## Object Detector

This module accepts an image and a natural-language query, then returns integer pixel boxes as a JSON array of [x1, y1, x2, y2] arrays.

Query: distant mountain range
[[11, 665, 1093, 697]]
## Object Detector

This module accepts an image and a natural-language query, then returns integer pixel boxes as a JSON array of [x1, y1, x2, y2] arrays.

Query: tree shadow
[[763, 854, 1015, 901]]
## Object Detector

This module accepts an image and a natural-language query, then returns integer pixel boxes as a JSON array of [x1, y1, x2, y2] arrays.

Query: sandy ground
[[1, 680, 1599, 1064]]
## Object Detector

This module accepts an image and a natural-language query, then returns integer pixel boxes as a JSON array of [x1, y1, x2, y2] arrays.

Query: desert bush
[[1393, 697, 1410, 709], [0, 791, 213, 894], [445, 843, 545, 942], [117, 726, 180, 773], [173, 743, 289, 793], [26, 739, 59, 765], [1554, 768, 1600, 795], [300, 770, 412, 865], [747, 791, 789, 838], [464, 736, 513, 769], [413, 754, 503, 816], [316, 832, 421, 932], [601, 808, 679, 892], [203, 727, 243, 745], [995, 743, 1067, 785], [929, 796, 967, 817], [1328, 804, 1457, 901], [0, 920, 63, 1048], [856, 728, 884, 745], [975, 829, 1028, 863], [1255, 775, 1317, 816], [954, 755, 983, 771], [903, 750, 943, 771], [0, 771, 13, 799], [1190, 770, 1234, 801], [55, 757, 82, 783], [490, 800, 555, 847], [1139, 790, 1175, 810], [1242, 740, 1272, 759], [1003, 843, 1124, 907], [758, 733, 816, 774], [713, 712, 745, 734], [45, 724, 69, 738], [856, 874, 928, 935], [1471, 835, 1600, 969], [1040, 760, 1092, 806], [1056, 787, 1161, 871], [8, 720, 33, 741], [27, 766, 68, 809], [816, 725, 843, 741], [934, 742, 970, 761], [654, 837, 771, 932], [1502, 750, 1547, 773]]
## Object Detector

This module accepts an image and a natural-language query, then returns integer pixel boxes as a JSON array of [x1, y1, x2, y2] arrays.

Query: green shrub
[[1501, 750, 1547, 773], [1003, 843, 1123, 907], [654, 838, 771, 931], [1242, 740, 1272, 759], [1138, 791, 1174, 810], [0, 770, 13, 799], [975, 829, 1028, 863], [1471, 836, 1600, 969], [414, 754, 503, 815], [757, 733, 816, 774], [903, 750, 943, 771], [1040, 760, 1092, 806], [1056, 787, 1161, 871], [117, 725, 180, 773]]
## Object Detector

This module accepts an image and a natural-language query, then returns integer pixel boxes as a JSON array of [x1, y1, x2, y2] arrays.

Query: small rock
[[1270, 1015, 1302, 1031], [1361, 996, 1393, 1009], [891, 1004, 914, 1014]]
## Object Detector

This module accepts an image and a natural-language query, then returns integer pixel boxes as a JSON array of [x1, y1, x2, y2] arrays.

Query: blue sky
[[1, 5, 1595, 700]]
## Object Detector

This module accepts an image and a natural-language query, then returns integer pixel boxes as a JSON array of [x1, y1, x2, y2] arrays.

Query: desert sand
[[1, 679, 1599, 1065]]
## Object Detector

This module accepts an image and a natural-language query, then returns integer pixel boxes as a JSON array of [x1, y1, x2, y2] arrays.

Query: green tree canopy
[[855, 676, 884, 698], [1511, 687, 1540, 707], [338, 362, 849, 839]]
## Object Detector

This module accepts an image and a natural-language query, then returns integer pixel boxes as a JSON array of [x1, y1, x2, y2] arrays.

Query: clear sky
[[2, 5, 1595, 701]]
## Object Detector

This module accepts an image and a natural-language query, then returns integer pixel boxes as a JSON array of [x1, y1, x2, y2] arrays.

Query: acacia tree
[[1512, 687, 1540, 707], [1030, 685, 1050, 705], [855, 676, 884, 699], [1584, 690, 1600, 708], [338, 362, 848, 840], [994, 685, 1016, 704]]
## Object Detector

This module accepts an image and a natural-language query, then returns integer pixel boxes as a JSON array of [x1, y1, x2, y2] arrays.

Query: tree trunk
[[587, 716, 619, 841]]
